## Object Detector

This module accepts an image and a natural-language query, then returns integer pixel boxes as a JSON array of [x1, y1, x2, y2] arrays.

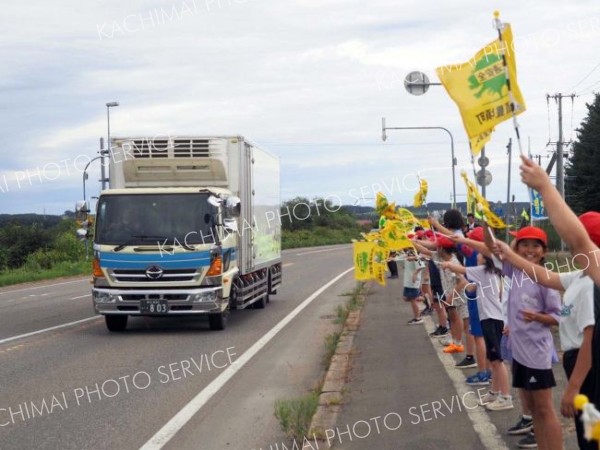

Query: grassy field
[[0, 260, 91, 287]]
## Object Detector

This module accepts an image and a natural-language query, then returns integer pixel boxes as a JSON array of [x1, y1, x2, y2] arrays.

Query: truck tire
[[253, 293, 267, 309], [208, 312, 227, 331], [105, 315, 128, 332]]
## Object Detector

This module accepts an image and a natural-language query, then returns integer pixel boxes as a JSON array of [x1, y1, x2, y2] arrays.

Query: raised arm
[[494, 240, 564, 291], [449, 233, 493, 258], [440, 261, 467, 275], [520, 155, 600, 284], [428, 216, 453, 236]]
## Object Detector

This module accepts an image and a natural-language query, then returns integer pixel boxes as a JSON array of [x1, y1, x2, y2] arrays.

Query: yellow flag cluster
[[461, 171, 507, 228], [413, 178, 428, 208], [436, 20, 526, 156], [353, 193, 422, 284]]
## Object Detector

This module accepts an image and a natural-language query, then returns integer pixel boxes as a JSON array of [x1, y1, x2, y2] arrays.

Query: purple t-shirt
[[503, 261, 561, 370]]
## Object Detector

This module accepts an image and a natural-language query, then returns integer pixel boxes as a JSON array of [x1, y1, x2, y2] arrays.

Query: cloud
[[1, 0, 599, 214]]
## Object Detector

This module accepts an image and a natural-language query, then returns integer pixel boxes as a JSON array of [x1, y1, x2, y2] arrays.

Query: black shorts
[[512, 358, 556, 391], [481, 319, 504, 362], [431, 284, 444, 303]]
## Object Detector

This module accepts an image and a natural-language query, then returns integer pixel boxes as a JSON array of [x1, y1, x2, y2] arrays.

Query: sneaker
[[429, 326, 449, 338], [407, 318, 424, 325], [466, 371, 490, 385], [455, 356, 477, 369], [507, 416, 533, 435], [478, 391, 497, 406], [517, 432, 537, 448], [443, 343, 464, 353], [439, 335, 453, 346], [486, 395, 514, 411], [429, 325, 443, 336], [420, 307, 432, 316]]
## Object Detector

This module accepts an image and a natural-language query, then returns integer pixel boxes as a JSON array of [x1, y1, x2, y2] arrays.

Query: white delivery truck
[[89, 136, 282, 331]]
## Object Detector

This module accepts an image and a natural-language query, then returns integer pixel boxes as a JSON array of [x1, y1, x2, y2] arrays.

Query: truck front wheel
[[105, 315, 128, 332], [208, 312, 227, 331]]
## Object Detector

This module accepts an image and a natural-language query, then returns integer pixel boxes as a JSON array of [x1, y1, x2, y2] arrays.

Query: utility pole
[[546, 93, 576, 198]]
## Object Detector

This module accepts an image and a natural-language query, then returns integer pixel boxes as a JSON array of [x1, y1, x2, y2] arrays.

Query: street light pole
[[82, 155, 103, 261], [382, 118, 457, 209], [104, 101, 119, 190]]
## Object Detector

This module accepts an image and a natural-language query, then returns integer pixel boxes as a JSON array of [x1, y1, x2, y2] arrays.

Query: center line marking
[[70, 294, 91, 300], [139, 267, 354, 450]]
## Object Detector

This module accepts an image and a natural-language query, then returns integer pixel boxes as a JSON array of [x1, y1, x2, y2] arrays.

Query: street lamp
[[103, 101, 119, 190], [382, 118, 457, 209], [82, 156, 103, 260]]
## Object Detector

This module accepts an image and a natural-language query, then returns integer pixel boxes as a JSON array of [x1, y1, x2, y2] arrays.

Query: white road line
[[139, 267, 354, 450], [424, 316, 509, 450], [0, 316, 101, 346], [70, 294, 91, 300], [295, 246, 350, 256], [0, 279, 88, 295], [281, 263, 294, 268]]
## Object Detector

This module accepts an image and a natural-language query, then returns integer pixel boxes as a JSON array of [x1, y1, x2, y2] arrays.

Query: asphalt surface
[[336, 277, 578, 450], [0, 245, 355, 450], [0, 245, 579, 450]]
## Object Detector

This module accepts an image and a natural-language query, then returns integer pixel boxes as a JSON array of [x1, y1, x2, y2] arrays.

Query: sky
[[1, 0, 600, 215]]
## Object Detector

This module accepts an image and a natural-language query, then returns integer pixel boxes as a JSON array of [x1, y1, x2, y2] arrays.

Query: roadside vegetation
[[273, 283, 365, 441], [280, 197, 369, 250], [0, 215, 91, 287]]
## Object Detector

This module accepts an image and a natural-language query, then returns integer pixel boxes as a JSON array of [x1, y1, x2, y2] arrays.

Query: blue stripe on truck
[[99, 251, 212, 269]]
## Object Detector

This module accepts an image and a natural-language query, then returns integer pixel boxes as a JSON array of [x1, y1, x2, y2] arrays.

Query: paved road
[[0, 245, 355, 450]]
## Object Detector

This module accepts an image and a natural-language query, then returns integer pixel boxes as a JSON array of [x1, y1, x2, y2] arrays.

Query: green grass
[[0, 260, 90, 287], [282, 226, 362, 250], [334, 283, 365, 324], [274, 391, 320, 441]]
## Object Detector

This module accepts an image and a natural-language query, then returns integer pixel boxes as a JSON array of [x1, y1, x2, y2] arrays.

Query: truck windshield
[[95, 193, 217, 246]]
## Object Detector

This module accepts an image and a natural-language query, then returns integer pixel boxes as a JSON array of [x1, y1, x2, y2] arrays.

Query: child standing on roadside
[[486, 225, 563, 450], [403, 250, 425, 325], [441, 249, 513, 410]]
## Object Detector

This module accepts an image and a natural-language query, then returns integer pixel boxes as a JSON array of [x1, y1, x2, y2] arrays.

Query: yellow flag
[[461, 171, 507, 228], [436, 24, 526, 156], [353, 241, 374, 281], [413, 178, 429, 208], [381, 221, 415, 251], [375, 192, 388, 215], [373, 246, 389, 286], [469, 129, 493, 156]]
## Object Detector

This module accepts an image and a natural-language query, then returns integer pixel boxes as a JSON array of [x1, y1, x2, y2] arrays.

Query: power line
[[567, 60, 600, 92]]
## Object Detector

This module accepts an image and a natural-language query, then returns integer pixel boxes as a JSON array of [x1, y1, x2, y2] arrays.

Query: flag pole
[[493, 11, 525, 156]]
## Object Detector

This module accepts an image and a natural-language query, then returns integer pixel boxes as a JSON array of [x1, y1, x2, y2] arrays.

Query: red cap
[[416, 230, 425, 239], [424, 229, 435, 240], [407, 233, 416, 239], [579, 212, 600, 246], [509, 226, 548, 246], [435, 234, 455, 249], [468, 227, 484, 242]]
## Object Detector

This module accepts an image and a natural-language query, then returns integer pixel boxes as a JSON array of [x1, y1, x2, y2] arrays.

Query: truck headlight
[[191, 291, 218, 303], [94, 291, 117, 303]]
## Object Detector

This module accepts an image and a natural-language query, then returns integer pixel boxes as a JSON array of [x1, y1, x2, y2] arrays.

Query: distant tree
[[565, 93, 600, 214]]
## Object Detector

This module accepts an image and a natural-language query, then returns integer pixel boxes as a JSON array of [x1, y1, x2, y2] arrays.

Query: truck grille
[[110, 268, 198, 283], [119, 293, 190, 301]]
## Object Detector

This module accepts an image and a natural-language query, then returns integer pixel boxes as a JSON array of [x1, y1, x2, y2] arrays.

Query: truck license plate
[[140, 300, 169, 314]]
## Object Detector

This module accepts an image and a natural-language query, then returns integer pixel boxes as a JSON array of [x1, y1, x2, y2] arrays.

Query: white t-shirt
[[402, 259, 423, 289], [559, 271, 595, 351], [465, 265, 503, 321]]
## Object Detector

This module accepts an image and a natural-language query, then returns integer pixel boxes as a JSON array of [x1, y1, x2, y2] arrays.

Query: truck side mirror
[[225, 196, 241, 217]]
